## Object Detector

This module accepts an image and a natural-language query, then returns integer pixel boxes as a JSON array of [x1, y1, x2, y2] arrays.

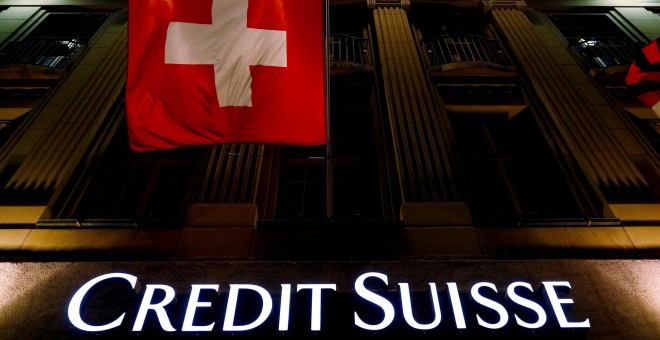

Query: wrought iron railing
[[569, 37, 641, 69], [0, 37, 87, 69], [421, 35, 511, 67], [367, 0, 410, 9], [328, 34, 372, 66], [481, 0, 526, 8]]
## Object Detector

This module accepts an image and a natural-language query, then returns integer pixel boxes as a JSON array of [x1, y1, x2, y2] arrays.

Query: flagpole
[[324, 0, 333, 221]]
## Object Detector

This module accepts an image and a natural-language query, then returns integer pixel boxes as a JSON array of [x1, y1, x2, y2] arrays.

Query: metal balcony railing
[[570, 37, 641, 69], [0, 38, 87, 69], [328, 34, 372, 66], [481, 0, 526, 8], [421, 35, 511, 67]]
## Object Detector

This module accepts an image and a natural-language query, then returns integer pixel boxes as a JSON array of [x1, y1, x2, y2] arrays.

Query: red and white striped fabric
[[626, 38, 660, 117]]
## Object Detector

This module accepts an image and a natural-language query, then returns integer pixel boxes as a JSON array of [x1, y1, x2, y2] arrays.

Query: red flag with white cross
[[126, 0, 326, 152]]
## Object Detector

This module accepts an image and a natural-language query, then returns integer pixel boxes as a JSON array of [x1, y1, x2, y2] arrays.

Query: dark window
[[329, 3, 370, 38], [410, 5, 513, 72], [549, 13, 627, 39], [450, 111, 583, 226], [628, 114, 660, 154], [409, 5, 482, 37], [0, 109, 28, 148], [277, 157, 327, 220], [275, 77, 383, 221], [28, 11, 108, 41], [328, 5, 373, 68], [73, 123, 199, 222], [548, 13, 640, 69], [0, 11, 108, 69]]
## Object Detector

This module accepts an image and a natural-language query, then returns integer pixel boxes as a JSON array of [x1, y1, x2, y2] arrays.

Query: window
[[0, 104, 30, 148], [0, 10, 108, 69], [331, 84, 383, 220], [73, 122, 199, 223], [450, 111, 583, 226], [328, 4, 373, 69], [548, 13, 641, 70], [275, 77, 383, 221], [409, 5, 482, 37], [411, 5, 513, 72], [276, 148, 327, 220], [629, 114, 660, 154]]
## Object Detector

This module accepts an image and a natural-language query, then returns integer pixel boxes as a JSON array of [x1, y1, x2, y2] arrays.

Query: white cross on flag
[[126, 0, 326, 152]]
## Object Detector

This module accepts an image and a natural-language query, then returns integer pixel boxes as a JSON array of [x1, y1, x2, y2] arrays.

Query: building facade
[[0, 0, 659, 339]]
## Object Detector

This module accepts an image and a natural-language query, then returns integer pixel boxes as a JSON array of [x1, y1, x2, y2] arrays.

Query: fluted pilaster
[[1, 10, 128, 206], [372, 6, 460, 203], [491, 8, 653, 205], [196, 144, 266, 204]]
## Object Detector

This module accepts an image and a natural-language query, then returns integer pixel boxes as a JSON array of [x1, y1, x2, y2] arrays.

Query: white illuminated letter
[[182, 284, 219, 332], [354, 272, 395, 331], [223, 284, 273, 331], [399, 282, 441, 330], [471, 282, 509, 329], [542, 281, 590, 329], [506, 282, 547, 329], [279, 284, 292, 331], [297, 284, 337, 331], [446, 282, 466, 329], [68, 273, 138, 332], [132, 284, 177, 332]]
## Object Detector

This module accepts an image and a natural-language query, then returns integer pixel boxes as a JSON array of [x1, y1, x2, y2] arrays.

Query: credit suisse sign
[[67, 272, 590, 337]]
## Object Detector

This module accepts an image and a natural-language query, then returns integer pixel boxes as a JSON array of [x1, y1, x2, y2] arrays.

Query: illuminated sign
[[68, 272, 590, 336]]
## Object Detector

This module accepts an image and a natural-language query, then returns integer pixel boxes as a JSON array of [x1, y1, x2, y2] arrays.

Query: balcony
[[421, 35, 516, 82], [0, 37, 87, 69], [328, 34, 374, 75], [423, 35, 523, 115], [0, 38, 87, 87], [569, 37, 641, 80], [422, 35, 515, 74], [0, 38, 87, 128]]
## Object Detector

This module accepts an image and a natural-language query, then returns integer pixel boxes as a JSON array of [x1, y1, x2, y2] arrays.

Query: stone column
[[184, 143, 275, 228], [488, 3, 660, 221], [370, 0, 472, 225], [0, 10, 128, 224]]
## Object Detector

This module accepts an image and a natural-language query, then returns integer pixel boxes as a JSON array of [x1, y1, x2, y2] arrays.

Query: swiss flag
[[126, 0, 326, 152]]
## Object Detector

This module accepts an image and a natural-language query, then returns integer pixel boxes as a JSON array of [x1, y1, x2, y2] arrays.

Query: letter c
[[68, 273, 138, 332]]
